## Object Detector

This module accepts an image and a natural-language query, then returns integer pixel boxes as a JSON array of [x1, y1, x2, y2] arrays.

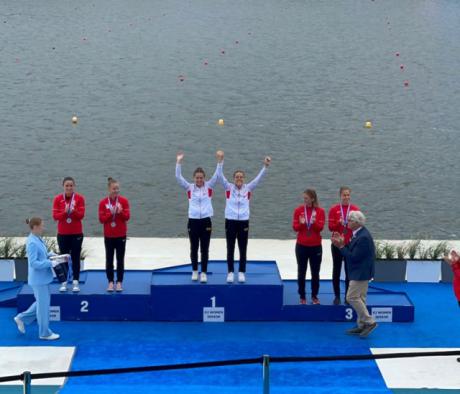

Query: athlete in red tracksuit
[[328, 186, 360, 305], [52, 176, 85, 293], [98, 177, 130, 292], [444, 250, 460, 307], [292, 189, 325, 305]]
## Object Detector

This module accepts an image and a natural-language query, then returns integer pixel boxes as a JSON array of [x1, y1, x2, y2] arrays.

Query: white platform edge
[[6, 237, 460, 280], [371, 348, 460, 389], [0, 346, 75, 386]]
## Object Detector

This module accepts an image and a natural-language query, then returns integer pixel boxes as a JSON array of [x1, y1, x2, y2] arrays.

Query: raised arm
[[247, 156, 271, 191], [208, 150, 225, 188], [175, 152, 190, 190]]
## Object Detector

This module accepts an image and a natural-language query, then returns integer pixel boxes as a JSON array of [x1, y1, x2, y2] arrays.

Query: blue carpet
[[0, 282, 459, 393]]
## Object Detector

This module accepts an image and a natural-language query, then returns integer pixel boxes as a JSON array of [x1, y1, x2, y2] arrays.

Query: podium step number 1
[[203, 296, 225, 322]]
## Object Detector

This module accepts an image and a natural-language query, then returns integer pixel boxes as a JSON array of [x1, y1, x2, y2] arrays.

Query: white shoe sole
[[14, 317, 25, 334], [40, 334, 60, 341]]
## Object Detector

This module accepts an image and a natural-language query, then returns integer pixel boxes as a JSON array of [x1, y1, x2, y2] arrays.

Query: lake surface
[[1, 0, 459, 239]]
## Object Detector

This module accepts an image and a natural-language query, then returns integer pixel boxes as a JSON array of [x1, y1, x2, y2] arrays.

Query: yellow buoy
[[218, 119, 224, 126], [71, 115, 78, 124], [364, 121, 372, 129]]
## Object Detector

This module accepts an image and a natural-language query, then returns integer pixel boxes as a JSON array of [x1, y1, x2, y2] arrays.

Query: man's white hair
[[348, 210, 366, 226]]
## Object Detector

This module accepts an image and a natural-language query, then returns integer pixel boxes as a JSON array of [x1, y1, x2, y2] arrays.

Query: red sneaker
[[299, 298, 307, 305], [312, 297, 320, 305]]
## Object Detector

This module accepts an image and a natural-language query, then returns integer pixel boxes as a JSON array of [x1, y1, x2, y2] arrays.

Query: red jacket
[[52, 193, 85, 235], [98, 196, 130, 238], [292, 205, 325, 247], [452, 261, 460, 301], [328, 203, 360, 245]]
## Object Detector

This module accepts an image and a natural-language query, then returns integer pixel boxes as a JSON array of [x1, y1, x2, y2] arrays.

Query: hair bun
[[108, 177, 113, 182]]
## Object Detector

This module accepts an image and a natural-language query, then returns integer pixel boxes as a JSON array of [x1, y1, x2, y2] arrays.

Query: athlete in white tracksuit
[[175, 151, 224, 283], [218, 155, 271, 283]]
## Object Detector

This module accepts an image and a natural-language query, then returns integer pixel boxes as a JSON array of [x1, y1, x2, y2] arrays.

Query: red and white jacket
[[98, 195, 130, 238], [218, 165, 266, 221], [52, 193, 85, 235], [175, 163, 221, 219], [328, 203, 360, 245], [292, 205, 325, 247]]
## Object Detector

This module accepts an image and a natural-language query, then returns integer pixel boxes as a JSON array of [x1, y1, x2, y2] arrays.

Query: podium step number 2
[[203, 296, 225, 322]]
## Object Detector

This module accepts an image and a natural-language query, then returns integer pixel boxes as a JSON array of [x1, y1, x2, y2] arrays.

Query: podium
[[16, 261, 414, 322]]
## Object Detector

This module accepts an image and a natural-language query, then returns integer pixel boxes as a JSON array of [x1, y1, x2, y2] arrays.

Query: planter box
[[373, 259, 407, 282], [441, 261, 454, 283], [0, 259, 15, 281], [406, 260, 441, 283], [14, 258, 28, 282]]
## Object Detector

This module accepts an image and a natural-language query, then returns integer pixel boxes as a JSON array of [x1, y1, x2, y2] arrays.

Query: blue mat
[[1, 282, 459, 393]]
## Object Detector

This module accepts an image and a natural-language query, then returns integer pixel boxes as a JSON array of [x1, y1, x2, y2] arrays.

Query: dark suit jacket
[[339, 226, 375, 281]]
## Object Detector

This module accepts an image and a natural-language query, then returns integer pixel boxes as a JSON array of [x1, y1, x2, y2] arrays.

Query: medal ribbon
[[304, 205, 315, 234], [340, 203, 351, 230], [63, 193, 75, 220], [107, 196, 119, 223]]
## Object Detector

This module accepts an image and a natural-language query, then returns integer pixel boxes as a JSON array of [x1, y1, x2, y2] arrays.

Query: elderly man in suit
[[331, 210, 377, 338]]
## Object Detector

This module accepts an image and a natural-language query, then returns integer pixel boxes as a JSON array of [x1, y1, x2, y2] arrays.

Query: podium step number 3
[[203, 296, 225, 322]]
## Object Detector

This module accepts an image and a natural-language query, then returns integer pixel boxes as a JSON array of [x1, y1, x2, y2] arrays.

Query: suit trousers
[[17, 284, 52, 338], [346, 280, 375, 327]]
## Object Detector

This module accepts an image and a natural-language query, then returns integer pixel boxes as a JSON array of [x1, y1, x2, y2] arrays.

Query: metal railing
[[0, 351, 458, 394]]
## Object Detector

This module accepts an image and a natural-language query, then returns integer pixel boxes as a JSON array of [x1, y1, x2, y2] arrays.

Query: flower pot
[[0, 259, 15, 281], [406, 260, 441, 283], [441, 261, 454, 283], [14, 258, 28, 281], [373, 259, 407, 282]]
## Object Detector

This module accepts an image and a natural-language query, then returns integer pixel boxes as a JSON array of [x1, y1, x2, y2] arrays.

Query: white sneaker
[[14, 316, 25, 334], [200, 272, 207, 283], [40, 332, 60, 341], [227, 272, 234, 283], [59, 283, 67, 292], [191, 271, 199, 281], [238, 272, 246, 283], [72, 280, 80, 293]]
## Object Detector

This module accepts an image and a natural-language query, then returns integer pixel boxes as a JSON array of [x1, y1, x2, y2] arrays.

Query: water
[[1, 0, 459, 239]]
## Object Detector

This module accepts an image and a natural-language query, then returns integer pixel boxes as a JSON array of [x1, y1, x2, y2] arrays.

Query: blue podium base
[[16, 261, 414, 322]]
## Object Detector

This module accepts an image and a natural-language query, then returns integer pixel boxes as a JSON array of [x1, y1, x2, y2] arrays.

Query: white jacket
[[218, 164, 266, 221], [176, 163, 221, 219]]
